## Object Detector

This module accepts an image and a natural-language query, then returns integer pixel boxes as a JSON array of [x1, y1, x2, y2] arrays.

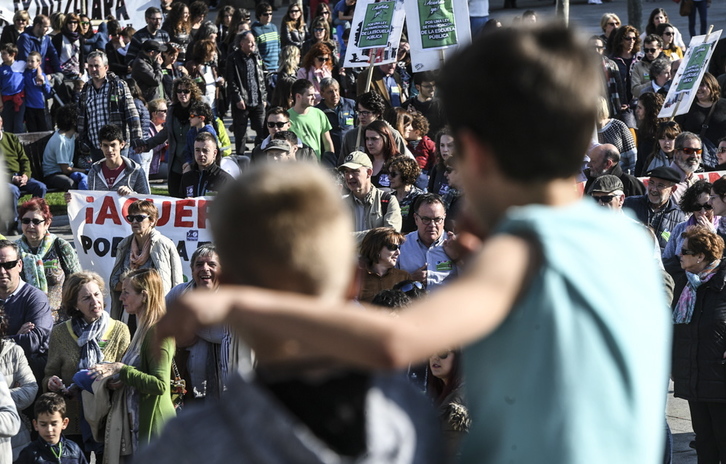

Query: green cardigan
[[120, 326, 176, 443]]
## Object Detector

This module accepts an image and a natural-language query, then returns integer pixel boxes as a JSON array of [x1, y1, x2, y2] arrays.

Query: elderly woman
[[358, 228, 412, 303], [89, 269, 175, 457], [663, 181, 719, 263], [147, 99, 169, 180], [109, 201, 183, 323], [44, 271, 130, 459], [16, 199, 81, 322], [386, 156, 422, 234], [296, 42, 333, 105], [365, 119, 401, 189], [144, 75, 203, 198], [676, 73, 726, 168], [672, 225, 726, 463], [52, 13, 84, 79]]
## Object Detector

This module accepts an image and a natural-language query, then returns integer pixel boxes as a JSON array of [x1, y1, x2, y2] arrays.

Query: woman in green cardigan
[[89, 268, 176, 459], [44, 271, 130, 459]]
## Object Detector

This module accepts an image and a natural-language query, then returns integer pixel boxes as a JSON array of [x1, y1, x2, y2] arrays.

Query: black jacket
[[672, 260, 726, 402], [131, 50, 164, 103], [623, 195, 686, 251], [584, 163, 645, 198], [16, 436, 88, 464], [225, 48, 267, 108], [180, 163, 233, 197]]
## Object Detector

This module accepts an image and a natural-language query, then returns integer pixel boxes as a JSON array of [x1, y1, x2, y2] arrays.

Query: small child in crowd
[[24, 51, 52, 132], [0, 43, 25, 133], [406, 112, 436, 173], [16, 393, 88, 464], [184, 100, 217, 169]]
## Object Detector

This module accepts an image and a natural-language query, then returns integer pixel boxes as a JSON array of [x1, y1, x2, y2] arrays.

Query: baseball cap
[[338, 151, 372, 170], [263, 139, 291, 153]]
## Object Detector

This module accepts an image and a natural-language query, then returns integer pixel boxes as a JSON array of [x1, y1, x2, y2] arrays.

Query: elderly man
[[166, 244, 225, 402], [589, 175, 626, 210], [339, 151, 401, 241], [623, 166, 687, 251], [315, 77, 355, 156], [586, 143, 644, 197], [125, 7, 170, 66], [670, 131, 703, 204], [0, 240, 53, 381], [396, 193, 457, 289], [78, 51, 143, 162]]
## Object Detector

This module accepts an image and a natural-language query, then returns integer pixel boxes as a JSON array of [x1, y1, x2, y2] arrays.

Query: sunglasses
[[644, 48, 658, 54], [0, 260, 19, 271], [267, 121, 288, 128], [664, 31, 674, 36], [290, 9, 300, 12], [680, 147, 703, 155], [261, 12, 272, 16], [681, 248, 697, 256], [396, 281, 424, 293], [314, 28, 325, 32], [594, 195, 616, 204], [177, 89, 191, 94], [623, 36, 637, 42], [385, 243, 400, 252], [189, 113, 199, 118], [316, 56, 330, 62], [607, 22, 619, 26], [21, 218, 45, 225], [126, 214, 149, 223], [693, 202, 713, 211], [80, 21, 90, 26], [155, 109, 167, 113], [321, 11, 330, 15]]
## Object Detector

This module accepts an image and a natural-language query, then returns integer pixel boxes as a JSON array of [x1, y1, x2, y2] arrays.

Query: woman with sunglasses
[[89, 269, 176, 459], [599, 13, 621, 54], [0, 10, 29, 48], [78, 15, 107, 57], [297, 42, 333, 104], [109, 201, 183, 324], [15, 199, 81, 323], [302, 17, 338, 64], [663, 181, 719, 262], [608, 25, 642, 106], [427, 348, 469, 461], [672, 224, 726, 464], [656, 23, 683, 61], [641, 9, 686, 51], [386, 156, 423, 234], [51, 13, 84, 79], [358, 228, 412, 303], [675, 73, 726, 168], [281, 3, 308, 50]]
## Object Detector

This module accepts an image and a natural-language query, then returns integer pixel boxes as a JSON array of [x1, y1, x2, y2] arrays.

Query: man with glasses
[[670, 131, 704, 204], [585, 143, 644, 197], [125, 7, 170, 66], [0, 240, 53, 382], [251, 2, 280, 71], [403, 71, 445, 137], [632, 35, 664, 97], [250, 107, 316, 162], [396, 193, 457, 289], [624, 166, 686, 251], [589, 175, 626, 211]]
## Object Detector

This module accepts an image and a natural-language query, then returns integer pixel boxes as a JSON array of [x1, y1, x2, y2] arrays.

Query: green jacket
[[0, 132, 31, 177], [120, 326, 176, 443]]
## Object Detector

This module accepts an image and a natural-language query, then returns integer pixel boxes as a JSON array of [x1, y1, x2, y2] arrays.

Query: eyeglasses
[[155, 109, 167, 113], [664, 31, 674, 36], [316, 56, 330, 62], [126, 214, 150, 223], [80, 21, 90, 26], [644, 47, 658, 54], [607, 22, 619, 26], [261, 12, 272, 16], [290, 9, 300, 13], [416, 214, 445, 225], [594, 195, 616, 204], [21, 218, 45, 225], [0, 260, 19, 271], [623, 36, 637, 42], [267, 121, 288, 128], [693, 202, 713, 211], [189, 113, 199, 118], [357, 110, 372, 116], [177, 89, 191, 94], [681, 248, 697, 256], [385, 243, 400, 252], [314, 28, 325, 32], [69, 20, 79, 24], [680, 147, 703, 155], [396, 281, 424, 293]]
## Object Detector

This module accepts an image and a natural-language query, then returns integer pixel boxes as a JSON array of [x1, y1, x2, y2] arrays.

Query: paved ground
[[25, 1, 726, 461]]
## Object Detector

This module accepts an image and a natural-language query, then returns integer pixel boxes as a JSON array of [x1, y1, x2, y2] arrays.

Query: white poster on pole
[[0, 0, 150, 30], [659, 30, 722, 119], [404, 0, 472, 73], [343, 0, 406, 68]]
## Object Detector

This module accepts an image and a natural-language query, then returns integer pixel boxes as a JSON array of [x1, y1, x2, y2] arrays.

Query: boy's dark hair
[[291, 79, 313, 100], [56, 105, 78, 132], [107, 19, 122, 36], [0, 43, 17, 55], [34, 393, 67, 419], [371, 289, 411, 310], [189, 100, 213, 123], [413, 71, 436, 87], [99, 124, 124, 143], [356, 92, 386, 117], [439, 24, 599, 182], [255, 2, 272, 18], [189, 1, 209, 19]]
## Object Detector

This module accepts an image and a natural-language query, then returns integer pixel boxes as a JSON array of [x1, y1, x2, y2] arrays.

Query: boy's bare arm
[[159, 234, 538, 369]]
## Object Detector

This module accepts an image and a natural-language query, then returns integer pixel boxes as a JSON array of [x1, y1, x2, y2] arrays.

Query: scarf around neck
[[72, 310, 110, 369], [674, 260, 721, 324], [129, 236, 152, 270], [18, 234, 56, 293]]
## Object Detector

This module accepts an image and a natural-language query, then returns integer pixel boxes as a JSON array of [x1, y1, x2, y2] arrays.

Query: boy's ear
[[32, 419, 38, 431], [61, 417, 69, 429]]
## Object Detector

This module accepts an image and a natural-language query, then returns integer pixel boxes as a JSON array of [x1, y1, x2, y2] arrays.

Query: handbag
[[680, 0, 693, 16]]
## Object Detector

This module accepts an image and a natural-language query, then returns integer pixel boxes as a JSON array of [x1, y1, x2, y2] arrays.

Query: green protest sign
[[418, 0, 458, 49], [357, 1, 395, 49], [676, 43, 710, 92]]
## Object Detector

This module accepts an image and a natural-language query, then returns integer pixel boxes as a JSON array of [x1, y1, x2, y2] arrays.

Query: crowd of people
[[0, 0, 721, 463]]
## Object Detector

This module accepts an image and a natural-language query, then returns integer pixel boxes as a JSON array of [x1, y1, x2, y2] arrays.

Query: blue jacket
[[23, 69, 51, 109], [17, 32, 60, 74], [15, 436, 88, 464]]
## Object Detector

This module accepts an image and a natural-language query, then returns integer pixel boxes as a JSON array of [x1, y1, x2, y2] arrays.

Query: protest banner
[[659, 29, 722, 119], [67, 191, 214, 301], [343, 0, 406, 68], [403, 0, 471, 72], [0, 0, 150, 31]]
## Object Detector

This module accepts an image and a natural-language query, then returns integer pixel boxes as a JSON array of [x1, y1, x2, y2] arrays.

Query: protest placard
[[343, 0, 406, 68]]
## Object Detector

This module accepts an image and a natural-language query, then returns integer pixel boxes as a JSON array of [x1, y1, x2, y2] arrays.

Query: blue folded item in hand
[[73, 369, 95, 393]]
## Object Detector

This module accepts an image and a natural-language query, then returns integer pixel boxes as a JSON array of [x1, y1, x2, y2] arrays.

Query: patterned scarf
[[673, 260, 721, 324], [72, 311, 109, 369], [18, 234, 56, 293], [129, 237, 152, 270]]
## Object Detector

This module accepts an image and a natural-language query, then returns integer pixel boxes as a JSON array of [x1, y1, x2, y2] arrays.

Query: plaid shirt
[[78, 72, 142, 151]]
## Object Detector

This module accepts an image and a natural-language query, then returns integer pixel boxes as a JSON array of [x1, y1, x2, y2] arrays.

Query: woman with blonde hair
[[0, 10, 29, 47], [89, 268, 176, 460]]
